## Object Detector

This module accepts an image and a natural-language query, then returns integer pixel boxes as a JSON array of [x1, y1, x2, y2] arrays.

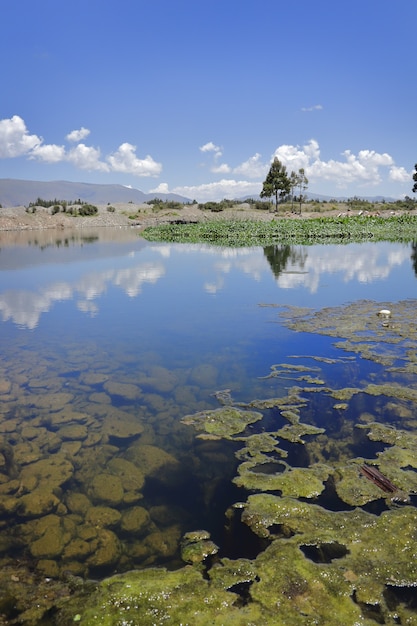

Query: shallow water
[[0, 230, 416, 585]]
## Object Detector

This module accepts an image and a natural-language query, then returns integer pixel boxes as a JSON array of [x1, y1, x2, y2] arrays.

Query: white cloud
[[0, 115, 162, 178], [389, 165, 410, 183], [274, 140, 317, 172], [233, 153, 267, 178], [31, 144, 66, 163], [149, 182, 170, 195], [200, 141, 222, 157], [0, 115, 41, 157], [171, 179, 262, 202], [212, 163, 231, 174], [107, 143, 162, 177], [66, 127, 91, 142], [67, 143, 109, 171], [275, 140, 397, 187], [301, 104, 323, 112]]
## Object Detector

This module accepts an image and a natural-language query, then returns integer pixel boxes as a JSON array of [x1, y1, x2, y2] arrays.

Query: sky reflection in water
[[0, 236, 415, 332]]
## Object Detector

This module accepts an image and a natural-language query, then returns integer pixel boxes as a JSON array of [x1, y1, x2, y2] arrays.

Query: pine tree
[[260, 158, 291, 210]]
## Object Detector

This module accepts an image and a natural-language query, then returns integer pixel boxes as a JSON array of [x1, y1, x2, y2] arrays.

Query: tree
[[289, 170, 298, 212], [413, 163, 417, 194], [261, 158, 291, 210], [296, 168, 308, 214]]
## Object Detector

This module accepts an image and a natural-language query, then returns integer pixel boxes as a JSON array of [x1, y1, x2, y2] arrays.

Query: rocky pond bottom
[[1, 299, 417, 624]]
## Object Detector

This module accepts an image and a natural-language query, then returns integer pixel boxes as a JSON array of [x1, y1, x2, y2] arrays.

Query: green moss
[[276, 422, 325, 443], [181, 406, 263, 438], [234, 462, 331, 498], [59, 566, 264, 625], [181, 530, 219, 564]]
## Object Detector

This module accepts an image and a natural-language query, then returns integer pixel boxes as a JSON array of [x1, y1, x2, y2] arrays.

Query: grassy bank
[[142, 214, 417, 247]]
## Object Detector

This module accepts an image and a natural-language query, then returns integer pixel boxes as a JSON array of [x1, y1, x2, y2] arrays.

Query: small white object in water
[[377, 309, 391, 318]]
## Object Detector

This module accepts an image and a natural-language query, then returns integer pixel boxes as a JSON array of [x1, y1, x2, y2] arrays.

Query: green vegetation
[[25, 197, 98, 217], [198, 199, 239, 212], [145, 198, 185, 212], [413, 163, 417, 193], [260, 157, 291, 208], [77, 204, 98, 216], [26, 197, 87, 209], [261, 158, 309, 213], [142, 214, 417, 247]]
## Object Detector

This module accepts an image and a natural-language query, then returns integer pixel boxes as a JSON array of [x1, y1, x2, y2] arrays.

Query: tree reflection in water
[[263, 245, 307, 278]]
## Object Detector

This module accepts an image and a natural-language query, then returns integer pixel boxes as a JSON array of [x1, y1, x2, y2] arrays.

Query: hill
[[0, 179, 191, 207]]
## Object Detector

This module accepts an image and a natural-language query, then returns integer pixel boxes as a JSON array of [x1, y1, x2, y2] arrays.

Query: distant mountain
[[239, 193, 399, 203], [0, 179, 191, 207], [305, 192, 398, 203]]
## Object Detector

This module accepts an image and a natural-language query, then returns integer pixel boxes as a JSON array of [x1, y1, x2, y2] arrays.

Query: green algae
[[276, 422, 325, 443], [181, 530, 219, 564], [234, 462, 331, 498], [181, 405, 263, 438], [280, 299, 417, 369], [242, 494, 417, 584], [60, 504, 417, 626], [58, 566, 264, 626]]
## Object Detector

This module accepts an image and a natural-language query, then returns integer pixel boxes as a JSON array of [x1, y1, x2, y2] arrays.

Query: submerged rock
[[89, 474, 124, 506], [17, 488, 61, 518], [85, 506, 122, 528], [120, 506, 151, 534], [86, 528, 122, 572]]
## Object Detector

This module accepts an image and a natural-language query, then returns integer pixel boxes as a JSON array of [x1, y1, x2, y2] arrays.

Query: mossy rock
[[89, 474, 124, 506], [16, 488, 61, 518], [29, 516, 69, 558], [85, 506, 122, 528], [120, 506, 151, 534], [62, 537, 92, 561], [86, 528, 122, 571], [103, 380, 142, 400], [107, 457, 145, 492], [65, 492, 92, 515], [100, 407, 144, 443], [19, 454, 74, 490], [57, 424, 88, 441], [124, 444, 182, 487], [181, 530, 218, 564]]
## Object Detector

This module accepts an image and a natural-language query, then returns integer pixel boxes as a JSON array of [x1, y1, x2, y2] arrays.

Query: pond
[[0, 228, 417, 624]]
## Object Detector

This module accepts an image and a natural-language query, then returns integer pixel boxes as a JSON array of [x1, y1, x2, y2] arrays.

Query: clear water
[[0, 229, 416, 578]]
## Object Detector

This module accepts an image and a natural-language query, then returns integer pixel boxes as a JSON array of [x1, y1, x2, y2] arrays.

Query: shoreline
[[0, 202, 415, 232]]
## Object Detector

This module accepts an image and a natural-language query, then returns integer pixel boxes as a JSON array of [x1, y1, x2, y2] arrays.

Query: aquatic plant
[[142, 215, 417, 247]]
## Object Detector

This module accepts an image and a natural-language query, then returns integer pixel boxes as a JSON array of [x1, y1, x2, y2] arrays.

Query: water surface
[[0, 230, 416, 581]]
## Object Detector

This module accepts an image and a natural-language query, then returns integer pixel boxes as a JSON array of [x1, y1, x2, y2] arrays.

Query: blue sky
[[1, 0, 416, 201]]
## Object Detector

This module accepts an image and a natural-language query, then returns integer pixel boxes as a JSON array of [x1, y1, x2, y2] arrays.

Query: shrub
[[253, 200, 271, 211], [78, 204, 98, 216]]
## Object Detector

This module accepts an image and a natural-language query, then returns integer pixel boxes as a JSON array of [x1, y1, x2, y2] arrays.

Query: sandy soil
[[0, 202, 414, 232]]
